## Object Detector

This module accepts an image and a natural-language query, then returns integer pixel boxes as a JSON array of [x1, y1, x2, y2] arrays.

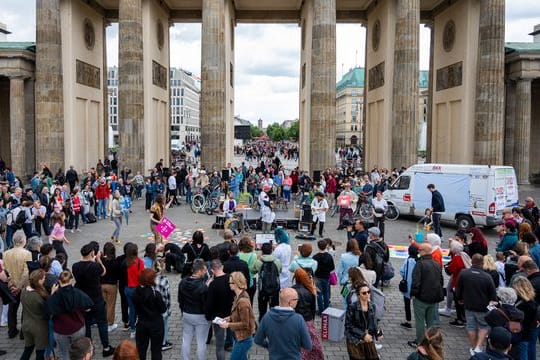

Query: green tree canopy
[[250, 125, 264, 138], [287, 121, 299, 140]]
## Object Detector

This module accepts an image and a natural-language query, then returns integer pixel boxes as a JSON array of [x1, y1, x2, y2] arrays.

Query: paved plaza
[[2, 186, 540, 359]]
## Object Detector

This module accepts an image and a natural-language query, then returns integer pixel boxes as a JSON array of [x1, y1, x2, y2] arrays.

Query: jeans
[[54, 327, 85, 360], [230, 336, 253, 360], [185, 189, 192, 204], [34, 218, 50, 236], [98, 199, 107, 219], [119, 284, 129, 325], [84, 300, 110, 348], [52, 240, 68, 265], [518, 327, 539, 360], [125, 287, 137, 332], [257, 293, 279, 322], [181, 313, 210, 360], [7, 292, 21, 337], [5, 225, 15, 249], [432, 213, 442, 237], [136, 318, 164, 360], [135, 185, 143, 199], [162, 313, 169, 345], [316, 277, 330, 314], [112, 216, 122, 240], [68, 212, 80, 230], [404, 297, 412, 322], [212, 323, 226, 360], [413, 298, 436, 343], [20, 347, 44, 360]]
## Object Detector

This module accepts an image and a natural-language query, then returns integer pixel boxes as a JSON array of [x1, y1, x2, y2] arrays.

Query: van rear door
[[493, 168, 519, 216]]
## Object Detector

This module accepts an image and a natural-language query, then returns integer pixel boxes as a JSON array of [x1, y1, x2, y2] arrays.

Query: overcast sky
[[2, 1, 540, 126]]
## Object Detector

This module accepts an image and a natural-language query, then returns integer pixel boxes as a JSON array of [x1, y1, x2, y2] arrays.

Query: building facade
[[107, 66, 200, 149], [336, 67, 429, 150]]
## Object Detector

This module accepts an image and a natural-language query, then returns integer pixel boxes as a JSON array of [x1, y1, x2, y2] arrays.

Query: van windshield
[[392, 176, 411, 190]]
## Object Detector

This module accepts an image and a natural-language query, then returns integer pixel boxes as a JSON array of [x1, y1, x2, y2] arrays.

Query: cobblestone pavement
[[2, 190, 539, 359]]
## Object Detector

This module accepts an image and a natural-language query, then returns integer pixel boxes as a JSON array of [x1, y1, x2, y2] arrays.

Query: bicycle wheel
[[385, 204, 400, 221], [359, 203, 373, 220], [330, 204, 338, 217], [191, 194, 205, 213]]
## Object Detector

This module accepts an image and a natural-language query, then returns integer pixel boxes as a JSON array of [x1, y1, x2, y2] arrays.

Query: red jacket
[[326, 177, 337, 193], [446, 255, 465, 289], [95, 184, 110, 200]]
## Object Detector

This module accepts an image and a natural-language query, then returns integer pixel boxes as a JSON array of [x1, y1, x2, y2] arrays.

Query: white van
[[383, 164, 519, 230]]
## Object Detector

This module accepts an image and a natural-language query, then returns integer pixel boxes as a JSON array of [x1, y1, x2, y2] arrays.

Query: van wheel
[[456, 215, 474, 231]]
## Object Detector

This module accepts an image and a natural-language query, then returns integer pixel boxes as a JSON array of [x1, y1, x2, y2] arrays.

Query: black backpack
[[258, 260, 280, 297], [14, 209, 27, 229]]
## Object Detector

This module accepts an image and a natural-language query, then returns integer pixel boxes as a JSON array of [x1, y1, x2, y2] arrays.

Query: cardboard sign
[[156, 217, 176, 239], [338, 194, 351, 207]]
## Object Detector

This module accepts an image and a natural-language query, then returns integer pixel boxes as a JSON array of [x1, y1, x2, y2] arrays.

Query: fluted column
[[474, 0, 505, 164], [10, 77, 26, 177], [35, 0, 64, 172], [514, 79, 532, 184], [392, 0, 419, 168], [504, 80, 516, 165], [310, 0, 336, 173], [201, 0, 228, 170], [426, 22, 434, 163], [118, 0, 144, 173]]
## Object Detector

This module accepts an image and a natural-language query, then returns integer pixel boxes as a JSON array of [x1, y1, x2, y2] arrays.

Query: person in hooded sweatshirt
[[132, 268, 166, 360], [254, 287, 312, 360], [178, 259, 210, 360]]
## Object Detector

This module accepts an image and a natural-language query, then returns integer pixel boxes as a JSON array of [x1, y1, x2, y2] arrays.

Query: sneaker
[[122, 323, 129, 331], [375, 343, 382, 350], [102, 346, 115, 357], [76, 228, 82, 232], [400, 322, 412, 329], [449, 319, 465, 328], [438, 308, 452, 317], [407, 340, 418, 348], [473, 347, 483, 354], [469, 348, 475, 356], [130, 331, 136, 339], [0, 322, 7, 327], [70, 229, 74, 233], [108, 324, 118, 332], [161, 342, 173, 351]]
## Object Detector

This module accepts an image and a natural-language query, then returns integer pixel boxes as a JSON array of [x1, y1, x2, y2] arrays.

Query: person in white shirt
[[371, 191, 388, 238], [168, 171, 178, 206], [222, 191, 236, 218], [32, 199, 49, 236], [310, 192, 328, 237]]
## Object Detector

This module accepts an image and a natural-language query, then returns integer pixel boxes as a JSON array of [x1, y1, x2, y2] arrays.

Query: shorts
[[465, 310, 489, 331]]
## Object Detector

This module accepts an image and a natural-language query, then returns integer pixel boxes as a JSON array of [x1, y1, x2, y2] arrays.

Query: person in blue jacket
[[400, 245, 418, 329], [496, 222, 518, 253]]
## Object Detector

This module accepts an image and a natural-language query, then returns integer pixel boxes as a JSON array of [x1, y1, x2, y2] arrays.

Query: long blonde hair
[[420, 327, 444, 360], [512, 276, 536, 302], [482, 255, 497, 272]]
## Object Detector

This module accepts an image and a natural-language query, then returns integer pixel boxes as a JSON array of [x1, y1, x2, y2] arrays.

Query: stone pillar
[[35, 0, 64, 172], [426, 22, 434, 163], [504, 80, 516, 165], [9, 77, 26, 177], [118, 0, 144, 173], [309, 0, 336, 173], [391, 0, 419, 168], [514, 78, 532, 184], [200, 0, 231, 170], [474, 0, 505, 164], [103, 21, 109, 157]]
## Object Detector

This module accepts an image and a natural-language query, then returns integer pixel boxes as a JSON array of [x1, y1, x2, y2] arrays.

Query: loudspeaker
[[221, 169, 230, 182], [313, 170, 321, 182], [301, 204, 312, 222]]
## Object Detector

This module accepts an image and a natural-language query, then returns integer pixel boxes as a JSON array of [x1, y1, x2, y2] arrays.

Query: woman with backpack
[[181, 231, 211, 278], [292, 268, 324, 360], [399, 245, 418, 329], [336, 239, 362, 308]]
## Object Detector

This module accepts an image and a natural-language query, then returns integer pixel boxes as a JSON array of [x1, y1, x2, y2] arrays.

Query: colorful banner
[[388, 244, 451, 263]]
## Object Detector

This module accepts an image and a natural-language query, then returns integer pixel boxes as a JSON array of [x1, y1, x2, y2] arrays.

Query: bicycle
[[357, 201, 400, 222], [191, 185, 221, 214], [224, 211, 254, 235]]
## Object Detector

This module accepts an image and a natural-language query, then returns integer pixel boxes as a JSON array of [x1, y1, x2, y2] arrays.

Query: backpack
[[258, 260, 280, 297], [14, 209, 27, 229], [497, 307, 522, 343], [367, 242, 386, 276]]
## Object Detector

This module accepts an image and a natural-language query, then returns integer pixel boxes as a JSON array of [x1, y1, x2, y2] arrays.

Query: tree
[[250, 125, 264, 138], [266, 123, 287, 141], [287, 121, 299, 140]]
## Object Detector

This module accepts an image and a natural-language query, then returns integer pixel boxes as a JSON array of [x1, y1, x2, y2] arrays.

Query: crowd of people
[[1, 154, 540, 360]]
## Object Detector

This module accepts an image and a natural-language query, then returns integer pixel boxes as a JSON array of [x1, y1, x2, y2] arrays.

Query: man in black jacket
[[522, 259, 540, 304], [223, 243, 250, 288], [455, 254, 497, 355], [408, 243, 444, 348], [346, 219, 369, 252], [427, 183, 445, 238]]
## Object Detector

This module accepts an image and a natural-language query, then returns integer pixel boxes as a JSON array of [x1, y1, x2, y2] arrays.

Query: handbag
[[398, 259, 409, 293], [329, 271, 338, 286], [340, 283, 350, 298], [346, 340, 379, 360]]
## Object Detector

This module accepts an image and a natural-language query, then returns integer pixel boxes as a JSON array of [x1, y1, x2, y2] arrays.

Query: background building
[[107, 66, 201, 150], [335, 67, 429, 150]]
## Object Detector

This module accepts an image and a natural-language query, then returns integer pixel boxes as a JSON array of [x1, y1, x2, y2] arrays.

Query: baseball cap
[[368, 227, 380, 237]]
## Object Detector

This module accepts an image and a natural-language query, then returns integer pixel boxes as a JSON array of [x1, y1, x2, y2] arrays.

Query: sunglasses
[[361, 290, 371, 295]]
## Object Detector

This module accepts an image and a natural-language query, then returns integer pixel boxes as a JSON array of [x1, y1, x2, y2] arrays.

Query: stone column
[[10, 77, 26, 177], [309, 0, 336, 173], [118, 0, 144, 173], [392, 0, 419, 168], [514, 78, 532, 184], [35, 0, 64, 172], [504, 80, 516, 165], [474, 0, 505, 164], [425, 22, 434, 163], [201, 0, 227, 170], [103, 21, 109, 157]]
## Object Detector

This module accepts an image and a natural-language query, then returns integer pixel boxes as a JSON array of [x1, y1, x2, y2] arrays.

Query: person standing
[[427, 184, 445, 238], [310, 192, 328, 238], [254, 288, 312, 359], [178, 259, 211, 360], [347, 219, 369, 252], [219, 272, 256, 360], [312, 239, 335, 315], [132, 268, 166, 360], [110, 190, 122, 244], [454, 254, 497, 356], [337, 183, 357, 230], [149, 194, 173, 245], [168, 170, 178, 206], [101, 242, 120, 333], [124, 243, 144, 338], [408, 243, 445, 349], [253, 243, 282, 321], [371, 191, 388, 238], [72, 243, 115, 357], [205, 260, 234, 360], [273, 228, 292, 290], [20, 269, 49, 360]]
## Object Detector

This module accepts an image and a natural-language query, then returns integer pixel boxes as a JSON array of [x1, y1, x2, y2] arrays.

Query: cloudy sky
[[2, 1, 540, 126]]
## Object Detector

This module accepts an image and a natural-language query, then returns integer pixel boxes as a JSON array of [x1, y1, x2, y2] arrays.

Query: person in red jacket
[[445, 240, 471, 328], [95, 178, 110, 220]]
